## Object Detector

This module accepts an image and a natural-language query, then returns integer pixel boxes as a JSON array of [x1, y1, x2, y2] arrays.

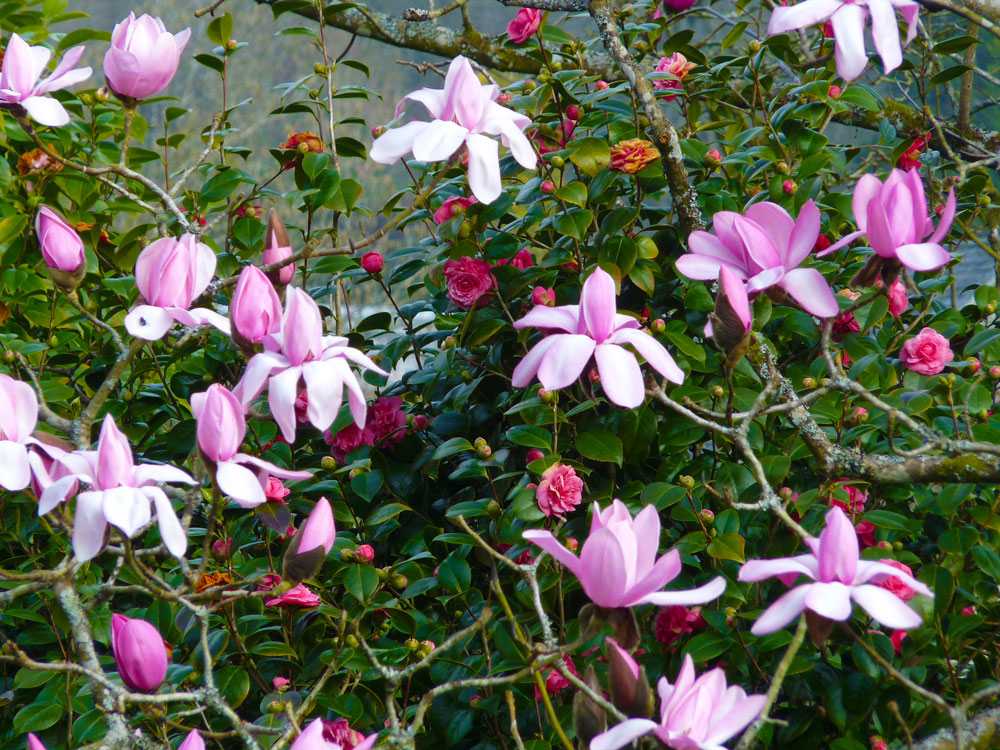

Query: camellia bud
[[802, 377, 817, 389], [699, 508, 715, 524], [539, 388, 559, 404], [540, 181, 554, 194], [361, 252, 384, 274], [705, 149, 723, 166], [966, 358, 982, 375], [565, 104, 580, 120], [419, 640, 436, 653], [344, 634, 360, 648], [355, 544, 375, 563], [550, 155, 565, 168], [487, 499, 502, 517], [749, 39, 761, 53], [371, 125, 386, 138], [852, 407, 869, 423], [391, 573, 408, 589], [595, 80, 609, 91], [477, 443, 492, 459], [776, 161, 790, 174], [267, 700, 284, 713], [651, 318, 666, 332], [678, 475, 695, 490], [829, 85, 842, 99], [411, 414, 428, 430], [782, 179, 796, 195], [321, 456, 338, 471], [405, 637, 420, 652], [523, 80, 536, 93], [497, 92, 512, 105], [988, 302, 998, 315], [711, 385, 725, 398], [778, 486, 794, 501]]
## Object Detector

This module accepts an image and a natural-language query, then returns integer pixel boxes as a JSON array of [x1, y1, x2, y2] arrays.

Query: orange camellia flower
[[281, 131, 324, 154], [17, 148, 62, 176], [609, 138, 659, 174], [195, 570, 235, 594]]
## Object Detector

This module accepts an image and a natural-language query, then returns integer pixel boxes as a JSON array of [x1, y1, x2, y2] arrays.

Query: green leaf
[[600, 236, 638, 275], [641, 482, 687, 509], [838, 85, 879, 111], [437, 557, 471, 594], [193, 53, 225, 74], [554, 181, 587, 207], [0, 214, 28, 246], [343, 564, 380, 604], [252, 641, 298, 658], [568, 137, 611, 177], [432, 437, 474, 460], [972, 545, 1000, 581], [863, 510, 912, 531], [216, 665, 251, 708], [964, 328, 1000, 356], [206, 13, 233, 46], [707, 532, 745, 563], [14, 702, 65, 734], [506, 425, 552, 450], [553, 209, 593, 240], [575, 429, 623, 465], [681, 632, 731, 662], [368, 502, 411, 525]]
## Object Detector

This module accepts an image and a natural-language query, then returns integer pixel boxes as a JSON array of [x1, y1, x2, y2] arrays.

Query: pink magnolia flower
[[767, 0, 920, 81], [292, 718, 377, 750], [652, 53, 696, 101], [654, 605, 706, 648], [887, 279, 908, 317], [192, 384, 310, 507], [536, 462, 583, 518], [0, 34, 91, 126], [232, 287, 387, 442], [0, 374, 42, 491], [532, 286, 556, 306], [523, 500, 726, 609], [124, 234, 231, 340], [371, 396, 407, 447], [738, 506, 933, 635], [263, 227, 295, 287], [591, 653, 766, 750], [676, 200, 839, 318], [877, 560, 917, 602], [36, 206, 85, 273], [512, 267, 684, 408], [103, 13, 191, 100], [231, 266, 282, 347], [40, 415, 195, 561], [433, 195, 477, 224], [900, 327, 952, 375], [507, 8, 542, 44], [178, 730, 205, 750], [111, 613, 168, 692], [495, 248, 534, 270], [819, 169, 956, 275], [444, 256, 494, 308], [370, 56, 537, 204], [266, 583, 321, 608], [27, 734, 48, 750]]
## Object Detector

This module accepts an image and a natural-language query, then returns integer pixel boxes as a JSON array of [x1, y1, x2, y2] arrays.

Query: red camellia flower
[[654, 605, 707, 649], [900, 327, 953, 375], [433, 195, 477, 225], [443, 256, 494, 308], [828, 479, 868, 516], [535, 462, 583, 518], [507, 8, 542, 44], [534, 656, 577, 699], [328, 421, 376, 463], [891, 629, 908, 654], [371, 396, 407, 448], [323, 718, 367, 749], [876, 560, 917, 602], [265, 477, 290, 504], [495, 248, 534, 270], [266, 582, 321, 608]]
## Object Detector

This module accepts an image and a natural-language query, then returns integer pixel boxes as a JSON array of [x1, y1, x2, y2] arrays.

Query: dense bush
[[2, 1, 1000, 750]]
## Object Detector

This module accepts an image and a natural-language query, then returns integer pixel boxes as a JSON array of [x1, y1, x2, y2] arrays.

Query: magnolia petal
[[705, 693, 767, 746], [816, 230, 864, 258], [522, 529, 582, 577], [580, 267, 617, 343], [638, 575, 727, 607], [411, 119, 469, 163], [333, 358, 369, 428], [0, 441, 31, 491], [233, 351, 288, 405], [786, 199, 821, 269], [124, 305, 175, 341], [609, 326, 686, 384], [133, 463, 196, 486], [851, 584, 924, 629], [268, 366, 302, 444], [536, 334, 596, 391], [868, 0, 903, 73], [738, 554, 819, 583], [590, 719, 659, 750], [927, 187, 956, 245], [624, 549, 683, 605], [745, 266, 785, 294], [855, 560, 934, 597], [893, 242, 951, 272], [767, 0, 842, 34], [687, 228, 748, 269], [513, 304, 580, 333], [235, 454, 311, 481], [102, 486, 151, 537], [804, 580, 853, 621], [397, 87, 446, 119], [72, 491, 108, 562], [369, 121, 429, 164], [750, 585, 811, 635], [817, 507, 859, 583], [745, 202, 795, 258], [149, 487, 187, 558], [594, 344, 645, 408], [852, 174, 885, 234], [301, 359, 344, 432], [173, 307, 232, 336], [779, 267, 840, 318], [831, 4, 870, 81], [511, 336, 559, 388], [21, 95, 69, 127], [465, 132, 502, 204], [675, 253, 726, 281], [631, 505, 662, 575], [217, 461, 267, 507], [579, 526, 629, 607], [37, 473, 80, 515]]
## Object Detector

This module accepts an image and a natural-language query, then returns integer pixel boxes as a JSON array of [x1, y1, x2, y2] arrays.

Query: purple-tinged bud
[[263, 210, 295, 286], [282, 496, 335, 583], [35, 206, 85, 291], [231, 265, 282, 350], [178, 729, 205, 750], [111, 613, 168, 692]]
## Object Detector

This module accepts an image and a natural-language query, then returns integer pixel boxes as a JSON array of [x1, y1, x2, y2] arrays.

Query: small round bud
[[3, 350, 14, 362], [376, 567, 390, 581], [487, 499, 502, 517], [458, 221, 472, 239], [355, 544, 375, 563], [778, 486, 794, 501], [966, 358, 981, 376], [371, 125, 386, 138], [639, 115, 650, 128], [782, 179, 796, 195], [828, 85, 842, 99], [405, 637, 420, 651], [349, 467, 365, 479], [391, 573, 408, 589], [802, 377, 817, 389], [989, 365, 1000, 380], [550, 155, 565, 168], [226, 40, 238, 51], [705, 149, 723, 166], [345, 634, 360, 648], [267, 701, 284, 714], [978, 409, 990, 421], [411, 414, 428, 430], [122, 391, 133, 402], [314, 63, 327, 76], [321, 456, 338, 471], [595, 80, 609, 91], [497, 92, 512, 105], [711, 385, 725, 398], [978, 194, 992, 207], [634, 41, 649, 54], [776, 161, 790, 174], [566, 537, 579, 552], [361, 252, 384, 274], [202, 372, 213, 383], [678, 475, 695, 490], [419, 639, 436, 653], [651, 318, 666, 332], [470, 695, 482, 707], [539, 388, 559, 404], [523, 80, 536, 93], [852, 407, 869, 423], [540, 181, 554, 194], [747, 185, 763, 197], [699, 508, 715, 524], [876, 540, 892, 550], [892, 541, 903, 551], [565, 104, 580, 120], [749, 39, 761, 53], [537, 72, 551, 84], [444, 336, 458, 349], [461, 368, 473, 382], [945, 373, 957, 386]]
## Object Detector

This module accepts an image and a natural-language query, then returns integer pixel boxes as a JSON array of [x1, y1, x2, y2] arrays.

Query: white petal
[[216, 461, 266, 507]]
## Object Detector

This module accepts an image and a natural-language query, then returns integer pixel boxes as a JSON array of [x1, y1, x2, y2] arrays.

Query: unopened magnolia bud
[[651, 318, 666, 332], [802, 377, 817, 389], [711, 385, 725, 398], [749, 39, 761, 53], [679, 475, 695, 490]]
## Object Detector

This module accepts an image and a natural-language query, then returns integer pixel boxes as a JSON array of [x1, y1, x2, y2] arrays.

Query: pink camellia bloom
[[232, 286, 388, 442], [526, 449, 545, 464], [266, 477, 291, 504], [328, 421, 376, 463], [534, 656, 577, 700], [35, 206, 85, 272], [178, 730, 205, 750], [877, 559, 917, 602], [297, 497, 336, 558], [370, 56, 537, 204], [444, 256, 494, 308], [657, 0, 697, 14], [111, 613, 168, 692], [828, 479, 867, 516], [124, 234, 231, 341], [192, 384, 310, 507], [676, 200, 839, 319], [39, 415, 195, 561], [532, 286, 556, 306], [855, 520, 877, 549], [887, 278, 908, 317], [507, 8, 543, 44], [652, 53, 696, 101], [211, 538, 231, 558], [355, 544, 375, 563], [654, 605, 707, 649], [890, 629, 908, 654], [0, 374, 41, 491], [266, 582, 321, 608], [103, 13, 191, 100], [591, 653, 766, 750], [495, 248, 534, 270], [371, 396, 407, 447], [900, 327, 953, 376], [291, 718, 377, 750], [767, 0, 920, 81], [231, 266, 282, 347], [273, 676, 291, 690], [738, 506, 933, 635], [524, 499, 726, 609], [536, 462, 583, 518], [0, 34, 91, 126], [323, 718, 368, 749], [433, 195, 477, 224], [871, 737, 888, 750], [818, 170, 956, 277], [27, 734, 48, 750], [512, 267, 684, 408]]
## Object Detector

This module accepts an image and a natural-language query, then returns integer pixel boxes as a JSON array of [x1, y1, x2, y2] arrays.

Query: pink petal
[[536, 334, 596, 390], [102, 486, 150, 537], [675, 253, 726, 281], [514, 304, 580, 333], [581, 267, 617, 342], [124, 305, 174, 341], [719, 265, 752, 333], [804, 580, 854, 620], [522, 529, 582, 577], [750, 584, 811, 635], [854, 560, 933, 597], [590, 719, 659, 750], [148, 487, 187, 558], [850, 584, 924, 629], [778, 268, 840, 318], [608, 328, 686, 384], [687, 229, 747, 270], [579, 526, 629, 607], [705, 692, 766, 745], [767, 0, 842, 34], [369, 121, 429, 164], [867, 0, 903, 73], [852, 174, 886, 234], [831, 4, 870, 81], [638, 575, 727, 607], [216, 461, 267, 507], [631, 505, 662, 575], [927, 186, 956, 245], [745, 202, 795, 254], [594, 344, 644, 408], [786, 199, 821, 269], [739, 554, 819, 583], [816, 229, 864, 258], [817, 506, 859, 583], [396, 87, 445, 119], [511, 336, 559, 388], [893, 242, 950, 272], [268, 366, 302, 443], [21, 95, 69, 127], [411, 119, 469, 163], [732, 216, 782, 273], [72, 491, 108, 561], [301, 360, 344, 432], [0, 441, 31, 490], [623, 549, 683, 605], [465, 132, 502, 204]]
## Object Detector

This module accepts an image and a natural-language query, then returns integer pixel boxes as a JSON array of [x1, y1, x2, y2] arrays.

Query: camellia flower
[[767, 0, 920, 81], [494, 248, 534, 270], [609, 138, 659, 174], [532, 286, 556, 306], [512, 267, 684, 408], [536, 462, 583, 518], [111, 613, 168, 692], [898, 133, 928, 171], [738, 506, 933, 635], [370, 396, 407, 447], [507, 8, 543, 44], [232, 286, 388, 442], [877, 559, 917, 602], [0, 33, 91, 126], [433, 195, 477, 224], [290, 718, 377, 750], [230, 265, 282, 349], [178, 730, 205, 750], [39, 415, 196, 561], [266, 477, 291, 504], [124, 234, 231, 340], [192, 384, 310, 507], [323, 718, 369, 749], [103, 13, 191, 101], [828, 479, 868, 516], [818, 169, 956, 282], [443, 256, 494, 308], [35, 206, 85, 275], [534, 656, 577, 700], [265, 582, 321, 608], [370, 55, 537, 204], [655, 0, 697, 16], [0, 374, 42, 491], [652, 53, 696, 101], [899, 327, 953, 375], [677, 200, 839, 319], [654, 605, 707, 649], [523, 500, 726, 609], [590, 653, 766, 750]]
